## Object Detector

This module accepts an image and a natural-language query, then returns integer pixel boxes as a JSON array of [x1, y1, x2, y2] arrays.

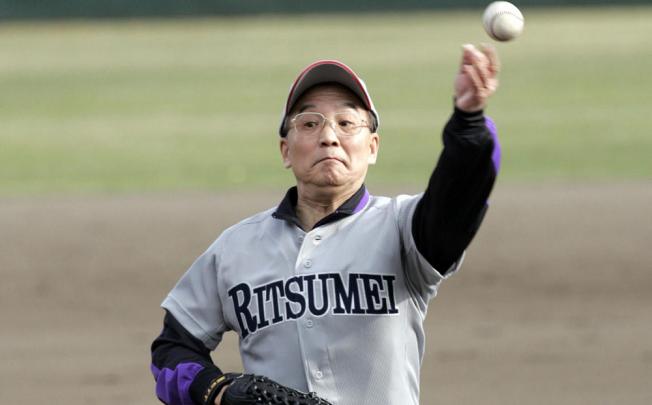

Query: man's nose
[[319, 120, 340, 145]]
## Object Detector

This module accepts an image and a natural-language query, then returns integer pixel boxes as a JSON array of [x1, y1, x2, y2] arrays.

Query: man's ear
[[367, 132, 380, 165], [280, 138, 292, 168]]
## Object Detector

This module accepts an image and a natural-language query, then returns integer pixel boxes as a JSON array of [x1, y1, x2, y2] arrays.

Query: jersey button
[[304, 259, 312, 268], [315, 370, 323, 379], [306, 319, 314, 328]]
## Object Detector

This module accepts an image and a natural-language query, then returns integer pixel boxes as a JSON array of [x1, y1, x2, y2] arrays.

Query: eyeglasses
[[290, 112, 370, 137]]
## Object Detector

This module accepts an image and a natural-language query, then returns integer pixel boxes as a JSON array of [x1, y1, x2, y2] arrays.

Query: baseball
[[483, 1, 524, 42]]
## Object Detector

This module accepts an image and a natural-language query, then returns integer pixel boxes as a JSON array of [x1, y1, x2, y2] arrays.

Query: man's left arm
[[411, 44, 501, 274]]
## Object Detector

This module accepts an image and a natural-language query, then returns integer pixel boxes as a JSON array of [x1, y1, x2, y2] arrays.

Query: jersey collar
[[272, 185, 370, 230]]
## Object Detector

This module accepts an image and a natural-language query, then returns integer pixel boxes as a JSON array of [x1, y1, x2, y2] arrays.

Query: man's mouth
[[316, 156, 344, 165]]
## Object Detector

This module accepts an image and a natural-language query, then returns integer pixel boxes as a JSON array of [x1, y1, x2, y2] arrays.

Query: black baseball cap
[[279, 60, 379, 137]]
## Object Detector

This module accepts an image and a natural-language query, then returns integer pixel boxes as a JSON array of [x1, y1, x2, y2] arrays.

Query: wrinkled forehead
[[290, 83, 367, 115]]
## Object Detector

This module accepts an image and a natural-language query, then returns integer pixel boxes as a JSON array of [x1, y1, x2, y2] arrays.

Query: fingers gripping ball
[[483, 1, 524, 42], [220, 374, 333, 405]]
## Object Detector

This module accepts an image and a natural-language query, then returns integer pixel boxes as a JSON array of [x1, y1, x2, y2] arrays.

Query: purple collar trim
[[353, 188, 370, 214]]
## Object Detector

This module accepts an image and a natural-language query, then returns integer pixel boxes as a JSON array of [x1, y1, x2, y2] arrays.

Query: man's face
[[280, 84, 379, 190]]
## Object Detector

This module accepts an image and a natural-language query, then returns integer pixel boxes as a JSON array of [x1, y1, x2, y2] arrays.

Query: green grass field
[[1, 7, 651, 195]]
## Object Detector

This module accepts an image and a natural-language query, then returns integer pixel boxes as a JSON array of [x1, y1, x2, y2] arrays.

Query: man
[[151, 43, 501, 405]]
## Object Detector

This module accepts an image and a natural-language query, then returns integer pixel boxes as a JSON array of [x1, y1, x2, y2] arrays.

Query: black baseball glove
[[206, 373, 333, 405]]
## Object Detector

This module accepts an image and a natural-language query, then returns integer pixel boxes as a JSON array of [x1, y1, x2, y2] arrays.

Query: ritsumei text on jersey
[[228, 272, 400, 338]]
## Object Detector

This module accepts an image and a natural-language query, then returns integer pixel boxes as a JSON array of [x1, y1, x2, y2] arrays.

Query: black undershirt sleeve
[[411, 107, 498, 274], [151, 311, 224, 404]]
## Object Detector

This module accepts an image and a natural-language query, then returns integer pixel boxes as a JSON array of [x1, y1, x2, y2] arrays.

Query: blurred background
[[1, 1, 650, 404]]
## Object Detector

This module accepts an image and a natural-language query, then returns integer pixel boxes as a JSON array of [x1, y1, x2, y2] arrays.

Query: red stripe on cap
[[285, 60, 372, 114]]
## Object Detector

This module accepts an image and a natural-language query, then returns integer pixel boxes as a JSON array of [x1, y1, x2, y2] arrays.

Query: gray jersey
[[162, 192, 462, 405]]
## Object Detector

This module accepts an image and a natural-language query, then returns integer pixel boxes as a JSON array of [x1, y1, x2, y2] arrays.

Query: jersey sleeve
[[397, 108, 499, 308], [395, 194, 458, 310], [162, 237, 229, 350]]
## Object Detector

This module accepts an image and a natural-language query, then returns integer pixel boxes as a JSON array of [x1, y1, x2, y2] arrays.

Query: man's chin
[[317, 177, 345, 187], [312, 171, 349, 188]]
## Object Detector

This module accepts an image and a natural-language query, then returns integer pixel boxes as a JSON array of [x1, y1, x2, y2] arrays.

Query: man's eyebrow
[[296, 101, 361, 114], [341, 102, 359, 110], [297, 104, 317, 113]]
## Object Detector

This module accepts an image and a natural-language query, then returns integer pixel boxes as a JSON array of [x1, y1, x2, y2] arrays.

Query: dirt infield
[[1, 182, 651, 404]]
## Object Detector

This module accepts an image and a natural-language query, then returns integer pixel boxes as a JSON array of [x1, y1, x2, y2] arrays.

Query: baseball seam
[[488, 10, 523, 40]]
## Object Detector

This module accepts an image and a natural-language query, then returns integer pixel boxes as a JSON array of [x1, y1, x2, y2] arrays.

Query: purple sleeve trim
[[353, 188, 370, 214], [151, 362, 204, 405], [484, 116, 501, 174]]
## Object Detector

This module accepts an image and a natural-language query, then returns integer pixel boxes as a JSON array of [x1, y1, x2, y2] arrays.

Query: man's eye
[[303, 121, 319, 128], [338, 120, 354, 127]]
